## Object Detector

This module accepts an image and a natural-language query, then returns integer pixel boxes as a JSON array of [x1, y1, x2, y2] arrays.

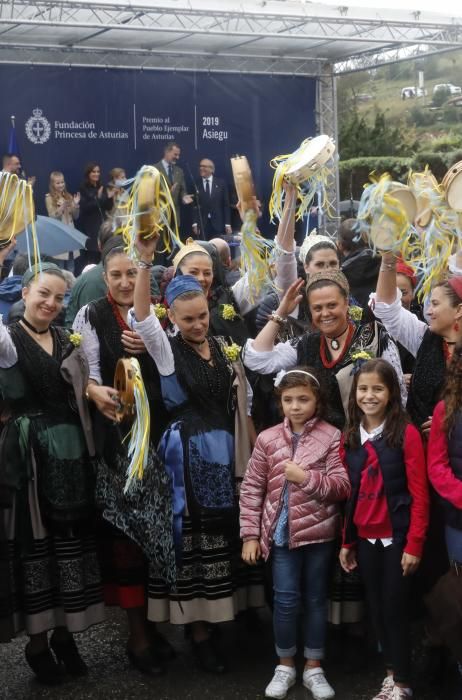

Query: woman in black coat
[[77, 162, 114, 273]]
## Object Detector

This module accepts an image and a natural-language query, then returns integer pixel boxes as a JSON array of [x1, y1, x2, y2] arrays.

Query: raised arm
[[252, 278, 304, 352], [274, 184, 297, 295], [375, 251, 398, 304], [131, 232, 174, 376]]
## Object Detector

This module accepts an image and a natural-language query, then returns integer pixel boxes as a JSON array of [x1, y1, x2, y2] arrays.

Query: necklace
[[325, 324, 351, 351], [107, 292, 130, 331], [21, 316, 50, 335], [320, 322, 355, 369]]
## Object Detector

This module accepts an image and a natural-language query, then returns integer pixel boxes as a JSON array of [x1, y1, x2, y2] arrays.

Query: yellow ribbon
[[123, 358, 151, 494]]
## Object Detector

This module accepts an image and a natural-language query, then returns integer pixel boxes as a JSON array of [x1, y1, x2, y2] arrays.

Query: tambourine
[[387, 183, 417, 223], [114, 358, 135, 422], [369, 184, 416, 252], [283, 135, 335, 185], [136, 169, 161, 238], [411, 171, 439, 227], [442, 160, 462, 211], [369, 215, 400, 251], [0, 172, 34, 247], [230, 155, 255, 213]]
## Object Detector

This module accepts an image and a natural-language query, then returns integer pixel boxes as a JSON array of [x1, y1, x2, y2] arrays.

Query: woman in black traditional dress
[[0, 259, 104, 685], [244, 270, 405, 627], [73, 236, 175, 676], [131, 233, 264, 674]]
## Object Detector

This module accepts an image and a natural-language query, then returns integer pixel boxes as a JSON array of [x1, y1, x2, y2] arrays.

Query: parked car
[[433, 83, 462, 95], [401, 86, 426, 99]]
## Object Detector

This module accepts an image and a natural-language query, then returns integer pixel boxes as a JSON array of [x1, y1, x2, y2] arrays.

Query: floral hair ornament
[[274, 369, 320, 388], [348, 305, 363, 322]]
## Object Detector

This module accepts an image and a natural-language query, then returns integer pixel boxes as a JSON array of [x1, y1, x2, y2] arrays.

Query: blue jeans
[[271, 541, 334, 660]]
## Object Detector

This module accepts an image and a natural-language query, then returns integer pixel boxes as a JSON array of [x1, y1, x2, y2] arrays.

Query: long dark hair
[[83, 161, 102, 188], [344, 358, 408, 449], [443, 342, 462, 436]]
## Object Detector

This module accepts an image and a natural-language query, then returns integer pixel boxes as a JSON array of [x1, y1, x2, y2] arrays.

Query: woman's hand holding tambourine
[[135, 229, 160, 261], [86, 383, 119, 422]]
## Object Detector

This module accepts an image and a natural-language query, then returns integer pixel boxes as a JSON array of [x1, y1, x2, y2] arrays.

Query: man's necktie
[[168, 164, 174, 184], [205, 179, 211, 197]]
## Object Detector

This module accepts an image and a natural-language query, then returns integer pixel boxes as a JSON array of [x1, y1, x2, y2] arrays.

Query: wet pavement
[[0, 609, 451, 699]]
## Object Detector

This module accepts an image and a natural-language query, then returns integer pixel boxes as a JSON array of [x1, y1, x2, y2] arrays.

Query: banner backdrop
[[0, 65, 316, 236]]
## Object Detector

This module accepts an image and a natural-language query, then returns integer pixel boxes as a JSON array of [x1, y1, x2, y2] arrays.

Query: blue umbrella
[[16, 216, 88, 256]]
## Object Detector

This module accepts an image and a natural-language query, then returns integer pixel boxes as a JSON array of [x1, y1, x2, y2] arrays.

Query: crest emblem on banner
[[25, 108, 51, 145]]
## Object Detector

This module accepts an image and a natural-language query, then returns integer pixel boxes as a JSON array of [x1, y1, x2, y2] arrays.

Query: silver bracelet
[[380, 262, 396, 272], [137, 259, 153, 270]]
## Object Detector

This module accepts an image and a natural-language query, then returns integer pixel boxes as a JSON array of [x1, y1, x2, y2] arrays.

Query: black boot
[[25, 642, 63, 686], [50, 632, 88, 677], [126, 646, 165, 676], [192, 638, 226, 674]]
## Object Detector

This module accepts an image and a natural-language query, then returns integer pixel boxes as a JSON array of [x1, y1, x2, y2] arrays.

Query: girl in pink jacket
[[239, 367, 350, 700]]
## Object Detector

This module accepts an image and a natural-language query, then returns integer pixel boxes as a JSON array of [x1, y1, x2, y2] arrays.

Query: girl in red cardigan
[[427, 343, 462, 688], [340, 359, 429, 700]]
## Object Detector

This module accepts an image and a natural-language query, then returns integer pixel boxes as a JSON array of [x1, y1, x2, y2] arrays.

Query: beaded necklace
[[319, 322, 355, 369], [107, 292, 130, 331]]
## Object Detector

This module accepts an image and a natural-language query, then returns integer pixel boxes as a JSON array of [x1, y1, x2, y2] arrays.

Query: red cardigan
[[341, 424, 429, 558], [428, 400, 462, 509]]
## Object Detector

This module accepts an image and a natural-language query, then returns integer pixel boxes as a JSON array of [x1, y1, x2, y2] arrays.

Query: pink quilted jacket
[[239, 416, 350, 560]]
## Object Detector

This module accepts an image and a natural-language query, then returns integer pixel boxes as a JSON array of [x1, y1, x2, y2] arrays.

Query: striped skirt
[[147, 514, 265, 625]]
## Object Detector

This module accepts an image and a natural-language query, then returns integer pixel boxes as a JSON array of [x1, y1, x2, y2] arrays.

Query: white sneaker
[[372, 676, 395, 700], [392, 687, 412, 699], [303, 667, 335, 699], [265, 665, 297, 699]]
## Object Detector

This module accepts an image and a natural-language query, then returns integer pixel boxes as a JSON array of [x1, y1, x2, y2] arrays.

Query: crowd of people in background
[[1, 141, 462, 700]]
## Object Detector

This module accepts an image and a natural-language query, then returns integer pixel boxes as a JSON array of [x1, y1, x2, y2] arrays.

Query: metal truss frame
[[0, 1, 461, 75]]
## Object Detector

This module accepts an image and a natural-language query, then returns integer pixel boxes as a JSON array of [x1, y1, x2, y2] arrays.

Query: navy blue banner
[[0, 65, 316, 235]]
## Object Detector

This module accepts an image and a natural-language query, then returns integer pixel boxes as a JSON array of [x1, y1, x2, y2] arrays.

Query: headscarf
[[101, 234, 125, 264], [448, 276, 462, 302], [22, 262, 63, 287], [298, 232, 336, 264], [165, 274, 203, 306], [396, 260, 417, 289], [305, 269, 350, 298], [173, 238, 212, 271]]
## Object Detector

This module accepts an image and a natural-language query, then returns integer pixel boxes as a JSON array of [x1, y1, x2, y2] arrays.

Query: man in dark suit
[[154, 141, 192, 237], [192, 158, 232, 240]]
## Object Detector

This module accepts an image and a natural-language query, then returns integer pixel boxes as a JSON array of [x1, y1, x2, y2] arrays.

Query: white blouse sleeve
[[128, 309, 175, 376], [243, 338, 298, 374], [231, 242, 297, 316], [370, 289, 427, 358], [73, 305, 103, 384], [0, 317, 18, 368], [273, 242, 298, 298]]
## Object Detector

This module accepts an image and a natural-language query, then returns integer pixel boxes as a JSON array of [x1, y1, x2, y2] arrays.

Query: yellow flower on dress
[[223, 343, 241, 362], [350, 349, 374, 362], [348, 305, 363, 322], [69, 332, 82, 348], [153, 303, 167, 320], [220, 304, 237, 321]]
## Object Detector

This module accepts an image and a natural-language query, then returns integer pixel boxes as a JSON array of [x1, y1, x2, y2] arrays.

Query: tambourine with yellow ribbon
[[119, 165, 182, 260], [114, 357, 151, 494], [269, 135, 336, 223], [230, 154, 273, 302], [357, 174, 416, 254], [0, 171, 41, 269]]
